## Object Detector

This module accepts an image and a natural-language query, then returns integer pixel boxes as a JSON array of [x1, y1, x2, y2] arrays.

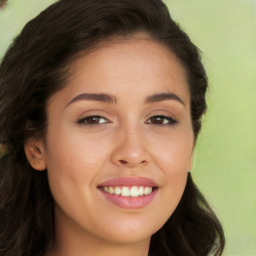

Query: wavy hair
[[0, 0, 225, 255]]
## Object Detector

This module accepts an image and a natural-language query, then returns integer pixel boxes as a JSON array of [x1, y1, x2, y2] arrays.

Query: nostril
[[118, 159, 147, 166], [119, 160, 128, 165]]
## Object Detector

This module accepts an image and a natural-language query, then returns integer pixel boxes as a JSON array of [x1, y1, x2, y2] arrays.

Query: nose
[[111, 127, 150, 168]]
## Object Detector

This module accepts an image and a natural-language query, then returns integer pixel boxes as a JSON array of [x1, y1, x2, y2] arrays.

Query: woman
[[0, 0, 225, 255]]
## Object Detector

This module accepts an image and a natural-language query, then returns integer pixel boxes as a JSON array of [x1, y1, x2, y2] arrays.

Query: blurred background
[[0, 0, 255, 255]]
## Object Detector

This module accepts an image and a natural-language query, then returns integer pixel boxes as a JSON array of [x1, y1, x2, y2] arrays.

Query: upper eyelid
[[146, 112, 178, 120], [77, 109, 110, 118], [146, 108, 179, 117]]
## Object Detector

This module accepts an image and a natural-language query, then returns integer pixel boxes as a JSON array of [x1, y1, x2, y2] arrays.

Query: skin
[[25, 35, 194, 256]]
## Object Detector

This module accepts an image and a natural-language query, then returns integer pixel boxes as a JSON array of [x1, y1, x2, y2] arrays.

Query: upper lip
[[98, 176, 158, 188]]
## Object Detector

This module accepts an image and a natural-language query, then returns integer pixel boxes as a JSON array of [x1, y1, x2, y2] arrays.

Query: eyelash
[[77, 115, 109, 125], [77, 115, 179, 127], [146, 115, 179, 126]]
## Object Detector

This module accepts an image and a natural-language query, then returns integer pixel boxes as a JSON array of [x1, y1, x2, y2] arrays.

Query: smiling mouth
[[97, 176, 159, 209], [98, 186, 158, 197]]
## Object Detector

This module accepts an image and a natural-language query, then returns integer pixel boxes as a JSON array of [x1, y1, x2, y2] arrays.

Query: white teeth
[[139, 186, 144, 196], [102, 186, 154, 197], [121, 187, 130, 197], [109, 187, 114, 194], [114, 187, 121, 195], [144, 187, 152, 195], [130, 186, 139, 197]]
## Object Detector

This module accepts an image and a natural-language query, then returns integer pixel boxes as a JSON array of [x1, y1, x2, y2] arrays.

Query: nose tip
[[111, 131, 149, 168]]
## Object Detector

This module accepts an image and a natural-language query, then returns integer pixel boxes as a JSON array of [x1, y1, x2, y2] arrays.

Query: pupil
[[152, 117, 163, 124], [88, 117, 99, 123]]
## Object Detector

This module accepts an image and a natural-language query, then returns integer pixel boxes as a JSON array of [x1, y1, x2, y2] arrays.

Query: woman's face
[[38, 37, 194, 246]]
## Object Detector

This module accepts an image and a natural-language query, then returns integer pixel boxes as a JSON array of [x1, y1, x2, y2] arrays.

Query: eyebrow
[[145, 92, 186, 107], [65, 92, 185, 108], [65, 93, 117, 108]]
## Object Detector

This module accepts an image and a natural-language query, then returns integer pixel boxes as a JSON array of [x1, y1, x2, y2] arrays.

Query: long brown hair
[[0, 0, 225, 255]]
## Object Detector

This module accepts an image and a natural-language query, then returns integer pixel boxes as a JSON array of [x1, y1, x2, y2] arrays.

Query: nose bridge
[[111, 121, 149, 167]]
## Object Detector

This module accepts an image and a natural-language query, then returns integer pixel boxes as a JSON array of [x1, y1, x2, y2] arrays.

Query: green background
[[0, 0, 255, 255]]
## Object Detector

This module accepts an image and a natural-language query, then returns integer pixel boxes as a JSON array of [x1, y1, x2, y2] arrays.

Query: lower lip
[[99, 189, 158, 209]]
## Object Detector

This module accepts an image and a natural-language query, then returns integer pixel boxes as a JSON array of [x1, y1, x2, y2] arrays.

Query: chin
[[103, 231, 152, 245], [96, 219, 162, 245]]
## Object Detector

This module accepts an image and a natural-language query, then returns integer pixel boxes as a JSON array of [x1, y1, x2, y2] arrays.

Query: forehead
[[50, 35, 190, 106], [70, 35, 187, 77]]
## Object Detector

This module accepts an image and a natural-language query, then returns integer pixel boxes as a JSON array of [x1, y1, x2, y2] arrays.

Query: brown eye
[[150, 116, 166, 124], [77, 115, 108, 125], [147, 115, 178, 125]]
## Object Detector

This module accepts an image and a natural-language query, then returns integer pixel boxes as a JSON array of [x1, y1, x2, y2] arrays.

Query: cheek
[[156, 146, 189, 222], [150, 128, 194, 172], [156, 139, 190, 189], [45, 123, 110, 172], [148, 128, 193, 209], [44, 126, 114, 203], [44, 135, 106, 222]]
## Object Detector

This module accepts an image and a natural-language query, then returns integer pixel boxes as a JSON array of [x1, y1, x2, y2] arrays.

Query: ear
[[24, 138, 47, 171]]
